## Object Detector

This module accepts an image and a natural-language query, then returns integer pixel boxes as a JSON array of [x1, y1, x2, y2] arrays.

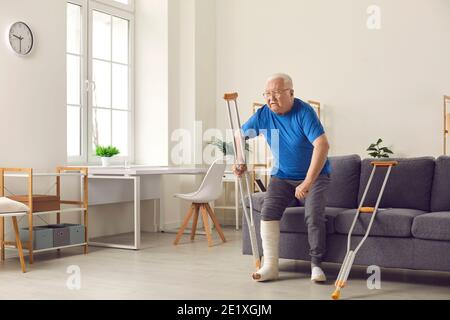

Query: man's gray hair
[[266, 73, 294, 89]]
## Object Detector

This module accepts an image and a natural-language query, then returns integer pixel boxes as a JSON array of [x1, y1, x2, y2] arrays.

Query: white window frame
[[67, 0, 88, 164], [88, 1, 135, 165], [92, 0, 134, 12], [67, 0, 134, 165]]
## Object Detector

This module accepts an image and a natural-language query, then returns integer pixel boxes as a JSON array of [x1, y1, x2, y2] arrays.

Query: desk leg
[[0, 217, 4, 261], [159, 186, 165, 233], [134, 176, 141, 250], [235, 178, 239, 230]]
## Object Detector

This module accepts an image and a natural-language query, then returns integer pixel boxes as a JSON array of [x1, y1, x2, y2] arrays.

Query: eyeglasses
[[262, 88, 292, 100]]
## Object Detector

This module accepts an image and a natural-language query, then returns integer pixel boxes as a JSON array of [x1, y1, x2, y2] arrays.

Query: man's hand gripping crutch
[[224, 93, 262, 271]]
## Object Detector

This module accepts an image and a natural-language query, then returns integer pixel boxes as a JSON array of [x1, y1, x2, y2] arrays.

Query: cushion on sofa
[[430, 156, 450, 212], [412, 212, 450, 241], [335, 208, 426, 237], [326, 155, 361, 208], [280, 207, 346, 234], [358, 157, 435, 211]]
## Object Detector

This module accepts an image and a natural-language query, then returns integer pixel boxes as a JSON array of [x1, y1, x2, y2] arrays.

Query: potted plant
[[367, 138, 394, 159], [96, 145, 120, 167], [208, 138, 250, 177], [207, 137, 250, 158]]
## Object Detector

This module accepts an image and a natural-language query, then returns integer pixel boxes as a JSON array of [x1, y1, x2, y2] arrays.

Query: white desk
[[213, 172, 240, 231], [87, 166, 207, 250]]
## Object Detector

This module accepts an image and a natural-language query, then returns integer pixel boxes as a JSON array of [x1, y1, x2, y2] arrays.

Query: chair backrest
[[194, 158, 227, 202]]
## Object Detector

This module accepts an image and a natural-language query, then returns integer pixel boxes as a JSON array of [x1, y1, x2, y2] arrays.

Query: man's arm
[[295, 134, 330, 199], [306, 134, 330, 183]]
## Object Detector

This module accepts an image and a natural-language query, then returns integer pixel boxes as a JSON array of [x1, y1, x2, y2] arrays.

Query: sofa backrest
[[358, 157, 435, 211], [326, 155, 361, 208], [430, 156, 450, 212]]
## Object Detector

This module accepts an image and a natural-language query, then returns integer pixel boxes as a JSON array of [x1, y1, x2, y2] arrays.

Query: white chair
[[173, 158, 227, 247], [0, 197, 28, 273]]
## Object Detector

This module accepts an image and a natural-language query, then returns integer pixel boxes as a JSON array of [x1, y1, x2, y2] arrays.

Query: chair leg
[[205, 204, 226, 243], [173, 204, 195, 245], [28, 213, 33, 265], [0, 217, 4, 261], [200, 205, 213, 247], [190, 205, 200, 241], [11, 217, 26, 273]]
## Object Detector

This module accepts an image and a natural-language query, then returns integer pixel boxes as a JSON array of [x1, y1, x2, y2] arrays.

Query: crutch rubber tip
[[331, 290, 341, 300]]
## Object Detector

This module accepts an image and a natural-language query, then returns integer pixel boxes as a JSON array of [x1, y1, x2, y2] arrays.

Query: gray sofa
[[243, 155, 450, 272]]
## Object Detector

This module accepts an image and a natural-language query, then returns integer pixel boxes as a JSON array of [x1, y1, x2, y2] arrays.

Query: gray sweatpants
[[261, 175, 331, 266]]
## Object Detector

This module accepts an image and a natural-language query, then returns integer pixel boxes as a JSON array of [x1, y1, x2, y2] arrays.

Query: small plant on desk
[[96, 145, 120, 167]]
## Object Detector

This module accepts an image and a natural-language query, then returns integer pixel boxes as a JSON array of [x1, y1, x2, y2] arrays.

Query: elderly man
[[234, 73, 331, 283]]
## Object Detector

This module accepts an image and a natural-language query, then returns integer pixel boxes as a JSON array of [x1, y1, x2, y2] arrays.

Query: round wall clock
[[8, 21, 34, 56]]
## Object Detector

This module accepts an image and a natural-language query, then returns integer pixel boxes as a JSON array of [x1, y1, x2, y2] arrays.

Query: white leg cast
[[252, 220, 280, 282]]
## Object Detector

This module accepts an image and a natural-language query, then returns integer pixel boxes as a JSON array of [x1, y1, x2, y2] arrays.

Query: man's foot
[[311, 266, 327, 283], [252, 266, 279, 282]]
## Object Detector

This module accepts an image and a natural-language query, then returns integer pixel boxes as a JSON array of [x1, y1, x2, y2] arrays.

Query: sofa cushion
[[335, 208, 425, 237], [326, 155, 361, 208], [280, 207, 346, 234], [358, 157, 435, 211], [412, 212, 450, 241], [430, 156, 450, 212]]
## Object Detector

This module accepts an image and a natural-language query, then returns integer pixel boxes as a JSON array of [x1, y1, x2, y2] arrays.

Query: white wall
[[0, 0, 68, 235], [0, 0, 66, 170], [135, 0, 168, 166], [161, 0, 217, 230], [216, 0, 450, 158]]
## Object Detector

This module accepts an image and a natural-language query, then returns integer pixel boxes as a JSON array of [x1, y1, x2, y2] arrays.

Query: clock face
[[8, 22, 34, 55]]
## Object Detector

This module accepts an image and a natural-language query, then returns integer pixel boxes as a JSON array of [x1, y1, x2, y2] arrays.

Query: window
[[95, 0, 134, 12], [67, 0, 134, 164]]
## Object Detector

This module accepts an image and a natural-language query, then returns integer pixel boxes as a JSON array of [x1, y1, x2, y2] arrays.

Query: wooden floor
[[0, 228, 449, 300]]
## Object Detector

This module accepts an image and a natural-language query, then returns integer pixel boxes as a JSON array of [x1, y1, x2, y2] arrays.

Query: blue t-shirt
[[242, 98, 331, 180]]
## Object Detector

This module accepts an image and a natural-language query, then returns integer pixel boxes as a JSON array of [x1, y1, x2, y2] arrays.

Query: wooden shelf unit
[[0, 167, 88, 264]]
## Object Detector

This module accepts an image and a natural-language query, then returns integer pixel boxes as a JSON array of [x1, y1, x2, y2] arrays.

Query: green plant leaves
[[207, 138, 250, 156], [96, 145, 120, 157], [367, 138, 393, 159]]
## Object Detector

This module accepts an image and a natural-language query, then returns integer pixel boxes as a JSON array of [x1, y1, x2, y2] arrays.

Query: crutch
[[331, 160, 398, 300], [224, 92, 261, 271]]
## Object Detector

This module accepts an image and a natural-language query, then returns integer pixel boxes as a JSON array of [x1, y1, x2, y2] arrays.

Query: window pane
[[67, 106, 81, 157], [112, 63, 128, 110], [92, 108, 111, 148], [92, 59, 111, 108], [67, 3, 81, 55], [112, 17, 129, 64], [92, 10, 111, 60], [112, 110, 128, 156], [67, 55, 81, 105]]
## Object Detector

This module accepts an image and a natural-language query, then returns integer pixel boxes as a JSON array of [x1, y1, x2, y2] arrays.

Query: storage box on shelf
[[0, 167, 88, 264], [19, 227, 53, 250]]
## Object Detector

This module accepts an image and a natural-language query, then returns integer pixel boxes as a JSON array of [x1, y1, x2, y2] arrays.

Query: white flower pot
[[101, 157, 111, 167]]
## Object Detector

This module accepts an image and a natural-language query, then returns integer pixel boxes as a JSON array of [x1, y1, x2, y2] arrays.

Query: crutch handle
[[371, 161, 398, 167], [360, 207, 375, 214], [224, 92, 239, 101]]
